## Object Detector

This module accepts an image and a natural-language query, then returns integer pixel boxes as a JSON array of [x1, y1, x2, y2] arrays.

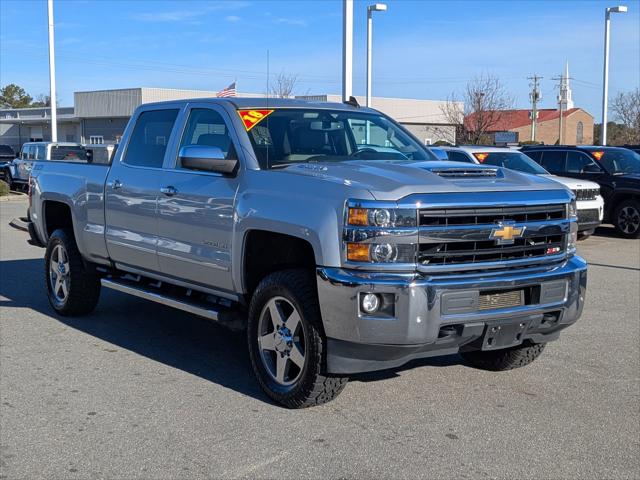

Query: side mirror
[[178, 145, 238, 174], [582, 164, 602, 174]]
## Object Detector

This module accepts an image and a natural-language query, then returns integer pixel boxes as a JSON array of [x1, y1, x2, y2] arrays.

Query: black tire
[[577, 229, 593, 240], [5, 170, 14, 190], [247, 269, 348, 408], [45, 229, 101, 316], [613, 199, 640, 239], [461, 342, 546, 371]]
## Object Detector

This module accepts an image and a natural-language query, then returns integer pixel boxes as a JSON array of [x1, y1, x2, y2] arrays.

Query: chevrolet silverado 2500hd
[[28, 98, 587, 408]]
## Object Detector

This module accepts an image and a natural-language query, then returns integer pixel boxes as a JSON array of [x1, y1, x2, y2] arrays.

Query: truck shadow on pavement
[[0, 257, 466, 403]]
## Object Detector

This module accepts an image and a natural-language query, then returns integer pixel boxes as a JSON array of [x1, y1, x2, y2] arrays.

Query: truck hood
[[280, 160, 565, 200], [539, 174, 600, 190]]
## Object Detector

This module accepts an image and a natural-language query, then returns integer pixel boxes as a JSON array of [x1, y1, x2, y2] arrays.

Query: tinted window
[[590, 149, 640, 174], [124, 109, 179, 168], [448, 151, 474, 163], [524, 150, 543, 163], [0, 145, 14, 155], [179, 108, 235, 161], [540, 151, 566, 174], [51, 146, 88, 161], [480, 152, 548, 174], [566, 151, 598, 174]]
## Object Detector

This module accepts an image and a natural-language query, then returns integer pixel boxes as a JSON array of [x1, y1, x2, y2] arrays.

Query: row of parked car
[[0, 142, 116, 190], [430, 144, 640, 239]]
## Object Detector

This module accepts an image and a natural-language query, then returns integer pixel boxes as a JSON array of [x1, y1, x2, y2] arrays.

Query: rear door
[[104, 107, 181, 273], [539, 150, 567, 175], [156, 104, 240, 292]]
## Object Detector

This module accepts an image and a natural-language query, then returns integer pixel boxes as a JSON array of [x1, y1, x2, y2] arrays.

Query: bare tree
[[440, 73, 514, 144], [611, 88, 640, 144], [270, 71, 300, 98]]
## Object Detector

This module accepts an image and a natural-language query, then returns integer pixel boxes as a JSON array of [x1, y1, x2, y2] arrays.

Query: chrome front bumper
[[317, 256, 587, 373]]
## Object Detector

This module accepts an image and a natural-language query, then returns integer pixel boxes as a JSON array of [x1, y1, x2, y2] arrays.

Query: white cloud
[[276, 17, 308, 27], [133, 1, 250, 23], [225, 15, 241, 23]]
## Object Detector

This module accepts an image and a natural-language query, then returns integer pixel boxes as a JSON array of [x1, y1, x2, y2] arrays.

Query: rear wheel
[[45, 229, 101, 316], [5, 170, 13, 190], [461, 342, 546, 371], [614, 199, 640, 239], [247, 269, 348, 408]]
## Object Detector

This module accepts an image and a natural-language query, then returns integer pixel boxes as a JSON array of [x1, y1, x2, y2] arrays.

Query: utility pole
[[342, 0, 353, 102], [47, 0, 58, 142], [553, 72, 569, 145], [527, 74, 542, 142]]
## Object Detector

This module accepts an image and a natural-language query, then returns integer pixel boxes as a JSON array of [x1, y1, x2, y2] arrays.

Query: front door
[[156, 105, 239, 292], [105, 107, 180, 273]]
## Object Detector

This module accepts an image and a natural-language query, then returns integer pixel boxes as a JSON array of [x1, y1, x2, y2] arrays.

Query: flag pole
[[47, 0, 58, 142]]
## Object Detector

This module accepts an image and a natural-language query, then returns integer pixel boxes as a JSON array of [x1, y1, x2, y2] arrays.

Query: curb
[[9, 217, 29, 232], [0, 193, 28, 202]]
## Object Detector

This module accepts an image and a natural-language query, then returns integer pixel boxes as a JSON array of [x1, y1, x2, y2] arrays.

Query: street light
[[366, 3, 387, 108], [601, 5, 627, 145]]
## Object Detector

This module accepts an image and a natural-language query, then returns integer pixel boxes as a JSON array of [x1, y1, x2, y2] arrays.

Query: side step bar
[[101, 278, 245, 330]]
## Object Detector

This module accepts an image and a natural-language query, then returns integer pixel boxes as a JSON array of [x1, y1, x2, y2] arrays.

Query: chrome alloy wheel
[[257, 296, 306, 386], [618, 205, 640, 234], [49, 244, 70, 303]]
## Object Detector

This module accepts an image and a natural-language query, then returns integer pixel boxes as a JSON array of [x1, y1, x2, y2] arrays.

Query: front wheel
[[461, 342, 546, 371], [614, 199, 640, 239], [247, 269, 348, 408], [45, 229, 101, 316]]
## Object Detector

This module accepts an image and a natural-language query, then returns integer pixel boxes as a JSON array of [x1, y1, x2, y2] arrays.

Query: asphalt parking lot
[[0, 198, 638, 480]]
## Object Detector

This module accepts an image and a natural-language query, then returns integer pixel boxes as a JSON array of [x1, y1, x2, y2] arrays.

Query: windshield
[[587, 148, 640, 175], [476, 151, 549, 174], [244, 109, 435, 169], [50, 146, 88, 161]]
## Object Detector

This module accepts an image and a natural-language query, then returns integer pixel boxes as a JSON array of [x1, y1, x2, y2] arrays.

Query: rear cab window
[[123, 109, 179, 168], [50, 146, 88, 161]]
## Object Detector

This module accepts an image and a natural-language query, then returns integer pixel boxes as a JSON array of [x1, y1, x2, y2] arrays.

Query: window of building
[[123, 109, 179, 168], [576, 121, 584, 144], [89, 135, 104, 145], [178, 108, 236, 164]]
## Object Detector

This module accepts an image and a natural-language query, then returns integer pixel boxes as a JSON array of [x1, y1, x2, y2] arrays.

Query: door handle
[[108, 179, 123, 190], [160, 186, 178, 196]]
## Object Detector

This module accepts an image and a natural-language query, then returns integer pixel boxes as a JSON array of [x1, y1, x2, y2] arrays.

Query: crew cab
[[28, 98, 587, 408], [6, 141, 87, 189], [522, 145, 640, 238], [442, 146, 604, 237]]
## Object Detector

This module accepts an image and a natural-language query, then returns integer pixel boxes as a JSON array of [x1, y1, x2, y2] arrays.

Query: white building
[[0, 87, 459, 150]]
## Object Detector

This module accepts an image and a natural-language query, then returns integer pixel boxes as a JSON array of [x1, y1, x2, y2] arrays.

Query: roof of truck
[[142, 96, 377, 112]]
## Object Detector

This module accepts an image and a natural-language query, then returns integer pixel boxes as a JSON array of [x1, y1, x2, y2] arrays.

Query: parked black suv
[[0, 145, 16, 182], [522, 145, 640, 238]]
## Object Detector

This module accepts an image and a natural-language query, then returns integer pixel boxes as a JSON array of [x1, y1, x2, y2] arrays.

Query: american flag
[[216, 82, 236, 98]]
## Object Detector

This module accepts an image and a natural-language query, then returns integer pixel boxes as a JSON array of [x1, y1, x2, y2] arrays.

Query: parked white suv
[[442, 146, 604, 237]]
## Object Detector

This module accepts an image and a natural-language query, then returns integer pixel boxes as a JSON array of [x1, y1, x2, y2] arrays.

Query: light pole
[[601, 5, 627, 145], [342, 0, 354, 103], [47, 0, 58, 142], [366, 3, 387, 108]]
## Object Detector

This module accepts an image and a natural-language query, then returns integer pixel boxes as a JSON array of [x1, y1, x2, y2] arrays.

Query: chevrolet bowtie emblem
[[490, 221, 525, 245]]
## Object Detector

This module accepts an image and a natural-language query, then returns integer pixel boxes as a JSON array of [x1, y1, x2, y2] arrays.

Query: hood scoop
[[428, 167, 500, 178]]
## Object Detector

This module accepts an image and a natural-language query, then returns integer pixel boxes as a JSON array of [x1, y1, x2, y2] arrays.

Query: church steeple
[[559, 61, 574, 111]]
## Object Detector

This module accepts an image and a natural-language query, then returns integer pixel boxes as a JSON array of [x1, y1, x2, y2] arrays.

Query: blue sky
[[1, 0, 638, 118]]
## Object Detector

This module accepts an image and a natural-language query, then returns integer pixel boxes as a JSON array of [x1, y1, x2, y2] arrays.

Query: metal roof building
[[0, 87, 459, 150]]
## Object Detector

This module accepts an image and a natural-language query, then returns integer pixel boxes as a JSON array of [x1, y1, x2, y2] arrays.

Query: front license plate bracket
[[482, 319, 531, 350]]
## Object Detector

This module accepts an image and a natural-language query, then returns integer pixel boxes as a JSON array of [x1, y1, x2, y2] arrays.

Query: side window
[[179, 108, 236, 162], [524, 150, 543, 163], [566, 151, 598, 174], [26, 146, 35, 160], [448, 151, 474, 163], [20, 146, 28, 160], [540, 151, 566, 174], [123, 109, 179, 168], [35, 145, 46, 160]]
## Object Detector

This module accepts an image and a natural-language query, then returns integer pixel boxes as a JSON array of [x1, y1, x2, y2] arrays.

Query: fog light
[[361, 293, 380, 314]]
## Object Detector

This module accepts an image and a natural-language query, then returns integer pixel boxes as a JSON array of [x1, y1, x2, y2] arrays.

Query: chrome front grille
[[417, 204, 570, 272], [419, 204, 566, 226], [573, 188, 599, 201]]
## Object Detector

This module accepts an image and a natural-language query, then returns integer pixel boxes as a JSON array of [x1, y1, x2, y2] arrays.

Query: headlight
[[347, 207, 417, 227], [568, 199, 577, 219], [346, 242, 416, 263]]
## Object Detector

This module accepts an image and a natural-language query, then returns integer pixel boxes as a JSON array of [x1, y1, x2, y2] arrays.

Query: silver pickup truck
[[28, 98, 587, 408]]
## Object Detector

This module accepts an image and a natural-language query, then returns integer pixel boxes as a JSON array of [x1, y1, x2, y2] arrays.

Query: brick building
[[464, 108, 594, 145]]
